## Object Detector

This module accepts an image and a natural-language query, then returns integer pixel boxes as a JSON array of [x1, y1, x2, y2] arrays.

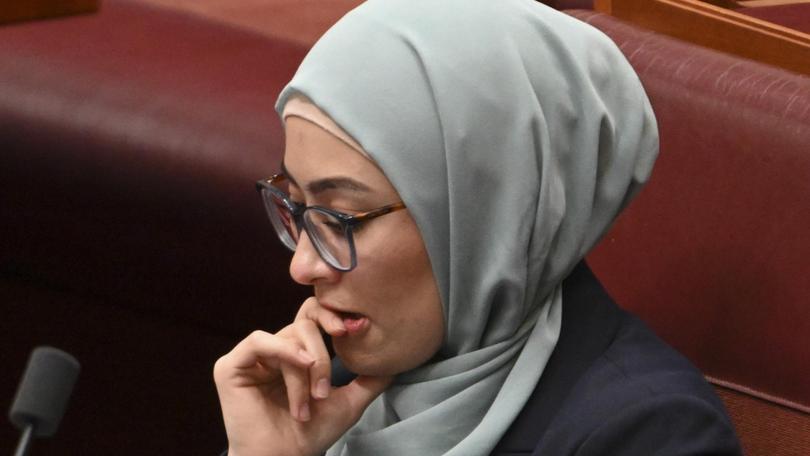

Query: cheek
[[356, 226, 440, 317], [341, 223, 445, 374], [397, 286, 444, 362]]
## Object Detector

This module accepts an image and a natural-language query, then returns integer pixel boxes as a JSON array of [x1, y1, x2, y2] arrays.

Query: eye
[[322, 219, 345, 234]]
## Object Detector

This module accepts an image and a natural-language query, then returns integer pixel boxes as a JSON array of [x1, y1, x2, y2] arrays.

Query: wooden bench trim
[[710, 378, 810, 455], [707, 376, 810, 415], [593, 0, 810, 75]]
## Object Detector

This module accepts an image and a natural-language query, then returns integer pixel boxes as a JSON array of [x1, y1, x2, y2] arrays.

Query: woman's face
[[283, 116, 445, 376]]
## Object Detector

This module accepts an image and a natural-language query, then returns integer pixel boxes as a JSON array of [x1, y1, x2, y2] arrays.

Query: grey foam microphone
[[9, 346, 80, 456]]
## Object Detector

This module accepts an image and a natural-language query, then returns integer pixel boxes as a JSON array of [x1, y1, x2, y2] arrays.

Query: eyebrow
[[280, 161, 372, 195]]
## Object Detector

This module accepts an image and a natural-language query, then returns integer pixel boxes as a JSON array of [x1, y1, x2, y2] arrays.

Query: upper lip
[[318, 300, 365, 317]]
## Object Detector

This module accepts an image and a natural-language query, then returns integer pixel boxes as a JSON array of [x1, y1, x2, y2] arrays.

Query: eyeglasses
[[256, 173, 407, 271]]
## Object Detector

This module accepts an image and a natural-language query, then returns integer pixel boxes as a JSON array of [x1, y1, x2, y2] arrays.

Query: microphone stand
[[14, 423, 34, 456]]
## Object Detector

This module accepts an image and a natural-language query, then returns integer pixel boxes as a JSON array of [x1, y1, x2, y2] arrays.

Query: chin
[[333, 341, 405, 377], [335, 345, 388, 376]]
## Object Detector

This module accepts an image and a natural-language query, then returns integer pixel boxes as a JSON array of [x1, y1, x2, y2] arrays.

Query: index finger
[[223, 330, 315, 372], [296, 297, 347, 336]]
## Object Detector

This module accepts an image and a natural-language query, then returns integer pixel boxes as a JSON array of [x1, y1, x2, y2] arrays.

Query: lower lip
[[342, 315, 369, 335]]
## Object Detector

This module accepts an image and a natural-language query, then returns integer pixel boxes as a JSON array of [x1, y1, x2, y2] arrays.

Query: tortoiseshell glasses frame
[[255, 173, 406, 272]]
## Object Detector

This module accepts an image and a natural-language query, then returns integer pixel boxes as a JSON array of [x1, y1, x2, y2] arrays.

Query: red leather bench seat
[[1, 1, 308, 453], [0, 0, 309, 335], [573, 9, 810, 454]]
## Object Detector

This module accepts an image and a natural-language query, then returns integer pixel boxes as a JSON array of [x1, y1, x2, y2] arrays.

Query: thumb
[[304, 375, 394, 455], [330, 375, 394, 423]]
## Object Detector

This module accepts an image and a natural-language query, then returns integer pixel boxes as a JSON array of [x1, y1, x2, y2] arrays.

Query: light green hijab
[[276, 0, 658, 454]]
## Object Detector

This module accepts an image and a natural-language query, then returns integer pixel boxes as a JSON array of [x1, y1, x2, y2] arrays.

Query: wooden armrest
[[0, 0, 98, 25]]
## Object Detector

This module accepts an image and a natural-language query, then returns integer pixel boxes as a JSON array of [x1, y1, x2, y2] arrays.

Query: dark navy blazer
[[490, 262, 742, 455]]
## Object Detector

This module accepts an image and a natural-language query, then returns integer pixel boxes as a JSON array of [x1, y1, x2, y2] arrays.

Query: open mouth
[[336, 311, 369, 334]]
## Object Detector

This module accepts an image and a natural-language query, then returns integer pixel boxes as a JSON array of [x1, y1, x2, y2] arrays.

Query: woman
[[214, 0, 741, 454]]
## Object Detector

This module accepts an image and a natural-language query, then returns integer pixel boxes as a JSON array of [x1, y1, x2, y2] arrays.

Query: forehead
[[282, 117, 397, 196]]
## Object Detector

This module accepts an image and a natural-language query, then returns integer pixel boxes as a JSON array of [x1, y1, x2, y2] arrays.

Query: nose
[[289, 230, 340, 285]]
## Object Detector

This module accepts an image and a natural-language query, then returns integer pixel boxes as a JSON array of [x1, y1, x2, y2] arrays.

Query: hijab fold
[[276, 0, 658, 454]]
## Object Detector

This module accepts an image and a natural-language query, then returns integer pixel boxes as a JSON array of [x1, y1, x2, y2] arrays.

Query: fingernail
[[334, 316, 347, 331], [299, 402, 311, 421], [315, 378, 330, 399]]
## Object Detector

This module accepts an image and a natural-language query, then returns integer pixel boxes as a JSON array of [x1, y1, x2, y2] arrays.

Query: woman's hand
[[214, 297, 392, 456]]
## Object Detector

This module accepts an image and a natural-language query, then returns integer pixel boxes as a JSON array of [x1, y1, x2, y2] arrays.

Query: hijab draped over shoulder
[[276, 0, 659, 454]]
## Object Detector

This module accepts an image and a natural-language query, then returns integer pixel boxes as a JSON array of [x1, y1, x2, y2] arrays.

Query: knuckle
[[212, 356, 228, 380], [311, 356, 331, 371], [245, 329, 275, 349], [247, 329, 271, 341]]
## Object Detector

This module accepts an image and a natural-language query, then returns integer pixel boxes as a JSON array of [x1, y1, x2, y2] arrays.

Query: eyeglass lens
[[304, 209, 352, 269], [261, 187, 354, 270]]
